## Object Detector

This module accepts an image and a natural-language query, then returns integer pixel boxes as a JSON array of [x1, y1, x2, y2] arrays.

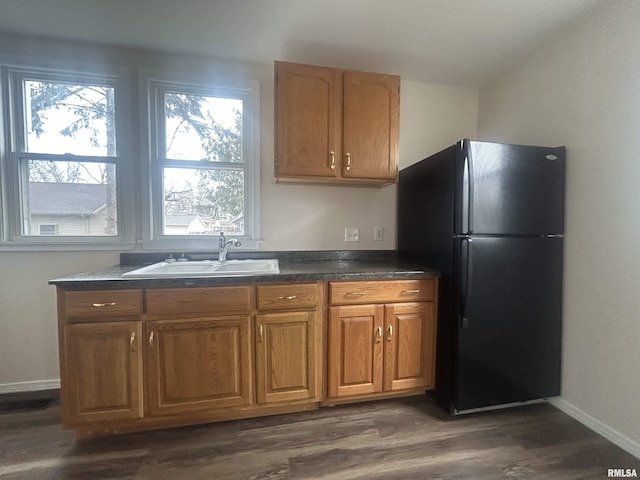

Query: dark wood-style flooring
[[1, 395, 639, 479]]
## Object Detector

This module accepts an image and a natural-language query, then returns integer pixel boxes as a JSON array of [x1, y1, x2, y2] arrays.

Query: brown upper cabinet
[[275, 61, 400, 186]]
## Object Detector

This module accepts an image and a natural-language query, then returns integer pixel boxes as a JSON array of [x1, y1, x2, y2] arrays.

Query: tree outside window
[[157, 88, 248, 236], [20, 78, 118, 236]]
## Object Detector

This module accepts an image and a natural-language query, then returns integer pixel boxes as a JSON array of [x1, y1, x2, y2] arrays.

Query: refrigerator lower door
[[454, 236, 563, 412]]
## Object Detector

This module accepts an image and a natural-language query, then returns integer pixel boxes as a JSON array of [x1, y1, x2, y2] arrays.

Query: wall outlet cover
[[344, 227, 360, 242]]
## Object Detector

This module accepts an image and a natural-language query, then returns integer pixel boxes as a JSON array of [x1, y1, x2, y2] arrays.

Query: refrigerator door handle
[[462, 140, 474, 234], [460, 237, 472, 328], [466, 140, 474, 234]]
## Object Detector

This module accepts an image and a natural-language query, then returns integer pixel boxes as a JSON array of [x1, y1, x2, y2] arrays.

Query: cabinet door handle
[[387, 325, 393, 341], [259, 325, 264, 343], [347, 291, 367, 296], [345, 152, 352, 171], [376, 326, 382, 343], [130, 331, 136, 351], [330, 150, 336, 170], [92, 302, 116, 307], [278, 295, 297, 300], [401, 289, 421, 295], [148, 331, 154, 348]]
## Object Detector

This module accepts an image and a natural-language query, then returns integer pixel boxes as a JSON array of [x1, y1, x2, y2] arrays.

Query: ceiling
[[0, 0, 600, 87]]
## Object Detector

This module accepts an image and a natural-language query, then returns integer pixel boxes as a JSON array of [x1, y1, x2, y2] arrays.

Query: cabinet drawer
[[65, 290, 143, 319], [329, 279, 435, 305], [257, 283, 319, 311], [145, 286, 252, 315]]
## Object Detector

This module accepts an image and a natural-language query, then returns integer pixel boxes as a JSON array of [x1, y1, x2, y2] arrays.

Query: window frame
[[0, 57, 135, 250], [140, 69, 261, 250]]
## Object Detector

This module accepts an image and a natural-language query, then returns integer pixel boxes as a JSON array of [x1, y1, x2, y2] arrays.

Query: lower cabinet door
[[255, 311, 317, 404], [384, 302, 436, 391], [328, 304, 384, 398], [64, 321, 143, 425], [146, 316, 252, 416]]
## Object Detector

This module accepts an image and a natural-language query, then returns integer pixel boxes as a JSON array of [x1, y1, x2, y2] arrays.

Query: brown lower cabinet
[[255, 311, 317, 404], [327, 279, 438, 402], [146, 316, 253, 416], [56, 278, 436, 437], [57, 283, 323, 437], [63, 321, 143, 424]]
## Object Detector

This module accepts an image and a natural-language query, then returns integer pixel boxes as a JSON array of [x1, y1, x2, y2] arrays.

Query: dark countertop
[[49, 250, 439, 290]]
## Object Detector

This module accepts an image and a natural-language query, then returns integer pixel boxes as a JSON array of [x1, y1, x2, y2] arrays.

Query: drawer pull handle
[[148, 331, 155, 348], [376, 326, 382, 343], [388, 325, 393, 341], [401, 289, 421, 294], [92, 302, 117, 307], [130, 332, 136, 352], [259, 325, 264, 343], [329, 151, 336, 170], [347, 291, 367, 296], [278, 295, 297, 300], [345, 152, 352, 171]]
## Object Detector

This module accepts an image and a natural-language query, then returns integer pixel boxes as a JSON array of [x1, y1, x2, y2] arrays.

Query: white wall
[[478, 1, 640, 451], [260, 79, 478, 250], [0, 34, 478, 389], [0, 251, 120, 388]]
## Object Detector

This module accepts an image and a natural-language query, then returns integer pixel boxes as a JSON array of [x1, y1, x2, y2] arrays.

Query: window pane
[[24, 80, 116, 156], [163, 167, 244, 235], [38, 224, 58, 235], [24, 160, 117, 236], [164, 93, 243, 163]]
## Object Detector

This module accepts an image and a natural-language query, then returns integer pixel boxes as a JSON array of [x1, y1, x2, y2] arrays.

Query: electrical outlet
[[344, 227, 360, 242], [373, 226, 383, 241]]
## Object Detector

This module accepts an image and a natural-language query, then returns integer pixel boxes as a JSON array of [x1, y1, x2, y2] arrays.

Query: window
[[0, 63, 133, 247], [38, 224, 58, 235], [146, 75, 260, 247], [0, 57, 259, 250]]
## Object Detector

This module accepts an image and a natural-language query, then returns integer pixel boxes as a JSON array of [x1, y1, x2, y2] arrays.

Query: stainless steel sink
[[122, 259, 280, 278]]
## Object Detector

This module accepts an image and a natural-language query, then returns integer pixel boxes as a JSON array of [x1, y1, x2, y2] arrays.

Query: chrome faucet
[[218, 232, 241, 261]]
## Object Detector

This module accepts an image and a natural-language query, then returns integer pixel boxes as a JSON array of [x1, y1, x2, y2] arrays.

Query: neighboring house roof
[[165, 215, 199, 226], [29, 182, 107, 215]]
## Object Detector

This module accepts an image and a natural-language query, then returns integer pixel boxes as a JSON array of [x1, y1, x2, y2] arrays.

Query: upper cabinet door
[[275, 61, 399, 185], [342, 71, 399, 181], [275, 62, 342, 178]]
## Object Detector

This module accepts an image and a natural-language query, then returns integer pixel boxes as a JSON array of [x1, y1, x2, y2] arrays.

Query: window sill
[[0, 241, 137, 252], [139, 237, 263, 252]]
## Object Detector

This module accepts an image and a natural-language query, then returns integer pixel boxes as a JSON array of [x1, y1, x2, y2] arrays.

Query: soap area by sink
[[122, 258, 280, 278]]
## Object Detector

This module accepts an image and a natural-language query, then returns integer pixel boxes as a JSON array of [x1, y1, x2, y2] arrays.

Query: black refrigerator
[[398, 139, 565, 414]]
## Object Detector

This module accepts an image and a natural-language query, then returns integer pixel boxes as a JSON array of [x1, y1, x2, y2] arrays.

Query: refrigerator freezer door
[[454, 236, 563, 411], [458, 142, 565, 235]]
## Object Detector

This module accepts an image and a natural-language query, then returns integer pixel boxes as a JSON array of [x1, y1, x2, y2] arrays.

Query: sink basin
[[122, 259, 280, 278]]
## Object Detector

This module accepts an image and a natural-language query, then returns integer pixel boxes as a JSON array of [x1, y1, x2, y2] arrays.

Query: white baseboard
[[550, 397, 640, 460], [0, 379, 61, 394]]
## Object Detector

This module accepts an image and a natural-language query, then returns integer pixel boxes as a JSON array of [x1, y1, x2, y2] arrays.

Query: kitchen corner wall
[[477, 1, 640, 453], [0, 33, 478, 390]]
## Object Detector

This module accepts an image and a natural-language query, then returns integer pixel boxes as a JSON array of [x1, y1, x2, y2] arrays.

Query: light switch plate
[[373, 226, 383, 241]]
